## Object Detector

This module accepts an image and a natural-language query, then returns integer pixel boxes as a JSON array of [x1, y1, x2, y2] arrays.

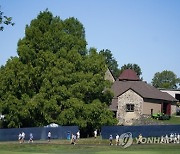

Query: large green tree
[[152, 70, 180, 89], [99, 49, 120, 79], [0, 10, 117, 132]]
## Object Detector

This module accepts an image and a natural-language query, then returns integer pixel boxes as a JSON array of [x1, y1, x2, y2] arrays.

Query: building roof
[[112, 80, 177, 101], [110, 69, 178, 111], [119, 69, 140, 81]]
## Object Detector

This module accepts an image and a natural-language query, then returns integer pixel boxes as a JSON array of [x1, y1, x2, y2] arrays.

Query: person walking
[[48, 131, 51, 142], [76, 131, 80, 139], [71, 134, 76, 145], [109, 135, 113, 145], [94, 129, 97, 138], [115, 134, 119, 145], [18, 132, 22, 144], [21, 132, 25, 143], [28, 133, 33, 143], [138, 134, 142, 144]]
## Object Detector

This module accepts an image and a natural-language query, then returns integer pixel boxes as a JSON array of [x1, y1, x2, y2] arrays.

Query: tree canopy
[[99, 49, 120, 79], [0, 10, 117, 132], [152, 70, 180, 89], [0, 6, 14, 31]]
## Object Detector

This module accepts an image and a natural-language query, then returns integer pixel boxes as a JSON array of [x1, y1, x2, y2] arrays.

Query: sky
[[0, 0, 180, 83]]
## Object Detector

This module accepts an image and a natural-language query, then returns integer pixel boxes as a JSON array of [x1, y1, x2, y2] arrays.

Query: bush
[[152, 113, 171, 120]]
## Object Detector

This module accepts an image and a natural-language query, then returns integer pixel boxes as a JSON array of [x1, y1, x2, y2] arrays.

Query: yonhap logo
[[119, 132, 133, 148]]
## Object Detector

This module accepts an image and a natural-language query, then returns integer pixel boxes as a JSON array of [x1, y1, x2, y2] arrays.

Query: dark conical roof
[[119, 69, 140, 81]]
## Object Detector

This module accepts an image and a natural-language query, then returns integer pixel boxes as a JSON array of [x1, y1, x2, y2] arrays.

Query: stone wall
[[142, 101, 161, 115], [104, 69, 115, 83], [117, 89, 143, 125], [171, 104, 176, 115]]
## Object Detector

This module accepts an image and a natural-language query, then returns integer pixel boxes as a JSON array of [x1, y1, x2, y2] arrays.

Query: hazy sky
[[0, 0, 180, 83]]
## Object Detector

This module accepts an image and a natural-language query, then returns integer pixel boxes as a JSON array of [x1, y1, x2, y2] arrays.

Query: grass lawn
[[163, 116, 180, 124], [147, 115, 180, 125], [0, 138, 180, 154]]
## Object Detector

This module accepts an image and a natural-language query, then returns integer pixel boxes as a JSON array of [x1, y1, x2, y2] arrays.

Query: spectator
[[115, 134, 119, 145], [71, 134, 76, 145], [165, 134, 169, 143], [170, 133, 174, 143], [48, 131, 51, 142], [22, 132, 25, 143], [18, 132, 22, 144], [109, 135, 113, 145], [174, 134, 178, 143], [177, 134, 180, 143], [76, 131, 80, 139], [28, 133, 33, 143], [73, 134, 77, 145], [94, 129, 97, 138], [138, 134, 142, 144]]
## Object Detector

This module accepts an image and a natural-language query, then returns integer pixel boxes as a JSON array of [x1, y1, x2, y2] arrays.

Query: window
[[113, 111, 117, 118], [126, 104, 134, 112], [175, 94, 180, 102]]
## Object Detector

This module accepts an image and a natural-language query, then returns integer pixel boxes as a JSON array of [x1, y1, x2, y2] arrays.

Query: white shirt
[[48, 132, 51, 137], [116, 135, 119, 141], [22, 132, 25, 139]]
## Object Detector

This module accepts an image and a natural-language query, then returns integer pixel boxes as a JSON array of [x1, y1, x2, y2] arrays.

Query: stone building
[[104, 68, 115, 83], [110, 69, 178, 125]]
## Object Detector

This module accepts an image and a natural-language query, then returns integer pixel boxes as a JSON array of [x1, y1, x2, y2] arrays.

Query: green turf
[[0, 139, 179, 154], [163, 116, 180, 124], [147, 115, 180, 125]]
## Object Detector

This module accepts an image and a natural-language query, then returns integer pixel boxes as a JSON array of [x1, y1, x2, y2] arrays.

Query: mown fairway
[[0, 138, 180, 154]]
